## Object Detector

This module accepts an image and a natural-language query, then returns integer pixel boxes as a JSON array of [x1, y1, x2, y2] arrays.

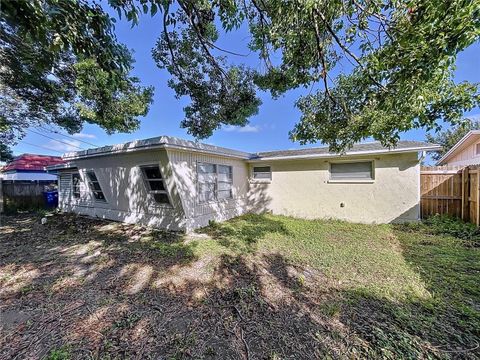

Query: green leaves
[[0, 0, 153, 144]]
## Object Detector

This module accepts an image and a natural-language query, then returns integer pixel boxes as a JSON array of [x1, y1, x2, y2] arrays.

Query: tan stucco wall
[[247, 152, 420, 223]]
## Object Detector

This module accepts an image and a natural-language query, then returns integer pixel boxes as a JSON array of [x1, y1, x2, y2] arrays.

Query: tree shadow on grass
[[198, 213, 289, 253], [1, 214, 479, 359]]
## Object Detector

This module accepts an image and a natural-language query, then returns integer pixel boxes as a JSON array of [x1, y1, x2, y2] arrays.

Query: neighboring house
[[436, 130, 480, 166], [47, 136, 440, 232], [1, 154, 65, 181]]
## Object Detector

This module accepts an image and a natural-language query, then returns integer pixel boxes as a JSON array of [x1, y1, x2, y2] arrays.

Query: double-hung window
[[140, 165, 170, 204], [72, 173, 81, 199], [86, 171, 106, 201], [198, 162, 233, 203]]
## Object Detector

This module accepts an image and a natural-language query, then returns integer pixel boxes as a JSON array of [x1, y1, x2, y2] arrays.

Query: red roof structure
[[1, 154, 65, 172]]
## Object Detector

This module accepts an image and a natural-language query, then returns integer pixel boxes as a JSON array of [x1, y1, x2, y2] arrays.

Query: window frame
[[139, 164, 172, 206], [251, 165, 272, 181], [475, 143, 480, 156], [328, 160, 375, 183], [85, 170, 107, 202], [197, 162, 234, 204], [71, 172, 81, 199]]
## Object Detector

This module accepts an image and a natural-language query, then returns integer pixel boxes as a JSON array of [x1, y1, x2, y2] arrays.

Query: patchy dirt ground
[[0, 213, 478, 359]]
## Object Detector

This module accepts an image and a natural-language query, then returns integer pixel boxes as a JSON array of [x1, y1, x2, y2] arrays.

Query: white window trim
[[327, 160, 375, 184], [85, 169, 107, 203], [197, 162, 234, 204], [71, 172, 81, 200], [139, 164, 172, 207], [250, 164, 272, 183]]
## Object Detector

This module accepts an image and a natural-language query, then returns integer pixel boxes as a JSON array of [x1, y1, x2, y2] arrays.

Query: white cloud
[[72, 132, 96, 139], [223, 124, 261, 133], [47, 139, 82, 152]]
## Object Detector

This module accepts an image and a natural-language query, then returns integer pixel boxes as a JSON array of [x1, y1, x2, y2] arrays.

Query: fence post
[[0, 179, 3, 214], [462, 167, 468, 220]]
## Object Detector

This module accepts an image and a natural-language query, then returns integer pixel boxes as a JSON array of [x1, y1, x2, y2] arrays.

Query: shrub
[[423, 215, 480, 246]]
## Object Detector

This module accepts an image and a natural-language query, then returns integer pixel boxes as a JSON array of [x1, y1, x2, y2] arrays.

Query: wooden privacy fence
[[420, 165, 480, 225], [0, 180, 57, 213]]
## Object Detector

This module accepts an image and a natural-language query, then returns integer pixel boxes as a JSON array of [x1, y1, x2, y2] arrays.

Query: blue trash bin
[[43, 190, 58, 208]]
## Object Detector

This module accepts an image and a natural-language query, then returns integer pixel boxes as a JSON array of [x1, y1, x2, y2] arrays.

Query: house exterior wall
[[57, 149, 421, 231], [166, 149, 250, 231], [1, 171, 58, 181], [247, 152, 420, 223], [58, 150, 187, 231], [443, 137, 480, 166]]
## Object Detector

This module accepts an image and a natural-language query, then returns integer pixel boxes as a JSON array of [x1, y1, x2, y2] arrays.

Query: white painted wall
[[1, 172, 58, 181]]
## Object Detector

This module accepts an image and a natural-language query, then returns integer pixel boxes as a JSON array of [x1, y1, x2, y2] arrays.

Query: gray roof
[[58, 136, 440, 163], [251, 141, 441, 160], [62, 136, 252, 160]]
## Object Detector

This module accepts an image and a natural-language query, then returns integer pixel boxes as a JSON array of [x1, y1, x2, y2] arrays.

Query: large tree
[[1, 1, 479, 153], [426, 118, 480, 161], [0, 0, 154, 150], [116, 0, 480, 151]]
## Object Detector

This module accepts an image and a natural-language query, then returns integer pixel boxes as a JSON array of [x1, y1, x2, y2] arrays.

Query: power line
[[18, 140, 65, 154], [26, 129, 85, 150], [37, 125, 98, 147]]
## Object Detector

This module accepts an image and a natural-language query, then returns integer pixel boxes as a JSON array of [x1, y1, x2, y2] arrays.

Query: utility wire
[[26, 129, 85, 150], [18, 140, 65, 154], [37, 125, 98, 147]]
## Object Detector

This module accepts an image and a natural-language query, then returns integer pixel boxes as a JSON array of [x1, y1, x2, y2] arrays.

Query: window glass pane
[[198, 173, 216, 183], [218, 182, 232, 191], [198, 163, 216, 174], [218, 190, 232, 199], [218, 165, 232, 174], [330, 162, 373, 180], [149, 180, 165, 191], [93, 191, 105, 200], [253, 172, 271, 179], [86, 171, 98, 182], [72, 173, 81, 198], [476, 143, 480, 155], [153, 193, 169, 204], [90, 182, 101, 191], [218, 173, 232, 182], [143, 166, 162, 179], [198, 182, 215, 202], [254, 166, 271, 173]]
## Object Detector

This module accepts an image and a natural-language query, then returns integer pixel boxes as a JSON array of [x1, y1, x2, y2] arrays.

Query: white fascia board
[[247, 145, 442, 162]]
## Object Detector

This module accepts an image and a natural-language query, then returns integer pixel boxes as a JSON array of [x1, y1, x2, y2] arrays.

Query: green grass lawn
[[1, 213, 478, 359], [196, 214, 480, 358]]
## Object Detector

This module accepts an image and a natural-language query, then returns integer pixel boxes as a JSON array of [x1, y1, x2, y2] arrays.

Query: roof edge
[[248, 145, 442, 162], [436, 130, 480, 165]]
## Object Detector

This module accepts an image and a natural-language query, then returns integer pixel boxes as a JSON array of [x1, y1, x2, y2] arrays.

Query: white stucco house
[[47, 136, 440, 232]]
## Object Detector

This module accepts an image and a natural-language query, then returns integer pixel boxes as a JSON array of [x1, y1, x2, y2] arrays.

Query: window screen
[[140, 165, 170, 204], [72, 173, 81, 199], [253, 166, 271, 179], [330, 161, 373, 180], [86, 171, 106, 201], [198, 163, 233, 203]]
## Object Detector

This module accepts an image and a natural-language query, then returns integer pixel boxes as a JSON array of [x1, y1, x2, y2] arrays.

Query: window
[[253, 166, 271, 180], [330, 161, 373, 181], [86, 171, 106, 201], [198, 162, 233, 203], [140, 165, 170, 204], [476, 143, 480, 155], [72, 173, 81, 199], [217, 165, 233, 199]]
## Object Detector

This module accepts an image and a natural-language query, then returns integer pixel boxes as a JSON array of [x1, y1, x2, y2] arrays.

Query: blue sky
[[12, 10, 480, 161]]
